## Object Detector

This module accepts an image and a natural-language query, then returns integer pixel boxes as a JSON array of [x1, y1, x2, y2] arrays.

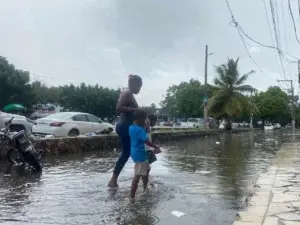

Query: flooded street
[[0, 131, 291, 225]]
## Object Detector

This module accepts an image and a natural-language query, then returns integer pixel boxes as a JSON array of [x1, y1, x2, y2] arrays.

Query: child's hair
[[148, 114, 157, 127], [133, 109, 147, 121], [148, 114, 157, 122]]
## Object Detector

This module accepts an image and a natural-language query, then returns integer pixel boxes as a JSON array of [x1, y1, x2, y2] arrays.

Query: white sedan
[[0, 111, 35, 134], [32, 112, 114, 137]]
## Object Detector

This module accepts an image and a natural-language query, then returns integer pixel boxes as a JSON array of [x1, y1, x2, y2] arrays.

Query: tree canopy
[[253, 86, 292, 124], [160, 79, 215, 118], [208, 58, 258, 118], [1, 55, 298, 126]]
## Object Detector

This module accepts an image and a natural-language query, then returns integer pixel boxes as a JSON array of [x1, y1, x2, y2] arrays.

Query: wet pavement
[[0, 131, 292, 225], [234, 142, 300, 225]]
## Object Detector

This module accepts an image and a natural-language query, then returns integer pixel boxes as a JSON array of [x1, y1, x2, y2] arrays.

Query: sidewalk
[[233, 142, 300, 225]]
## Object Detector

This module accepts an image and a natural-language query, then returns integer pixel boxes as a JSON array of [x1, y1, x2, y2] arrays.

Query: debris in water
[[216, 141, 220, 144], [195, 170, 211, 175], [171, 211, 186, 218]]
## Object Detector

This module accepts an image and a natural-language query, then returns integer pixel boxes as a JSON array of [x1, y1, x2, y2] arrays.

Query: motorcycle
[[0, 117, 44, 171]]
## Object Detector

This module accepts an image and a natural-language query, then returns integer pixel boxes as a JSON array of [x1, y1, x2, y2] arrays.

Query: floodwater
[[0, 130, 292, 225]]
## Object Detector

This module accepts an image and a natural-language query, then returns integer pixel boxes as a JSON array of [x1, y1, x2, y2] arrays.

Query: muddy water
[[0, 131, 289, 225]]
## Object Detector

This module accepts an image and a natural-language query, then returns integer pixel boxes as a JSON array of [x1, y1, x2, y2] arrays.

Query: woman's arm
[[116, 91, 137, 112]]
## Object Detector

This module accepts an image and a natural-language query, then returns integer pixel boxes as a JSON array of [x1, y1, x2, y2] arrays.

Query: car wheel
[[68, 129, 79, 137]]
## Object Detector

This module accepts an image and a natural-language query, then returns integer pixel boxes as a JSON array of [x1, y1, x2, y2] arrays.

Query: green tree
[[208, 58, 257, 125], [253, 86, 291, 124], [31, 81, 59, 104], [0, 56, 121, 119], [140, 103, 157, 114], [0, 56, 34, 110], [57, 83, 120, 119], [160, 79, 214, 118]]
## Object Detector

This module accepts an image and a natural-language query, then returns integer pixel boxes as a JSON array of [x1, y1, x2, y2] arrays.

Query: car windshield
[[44, 113, 73, 119]]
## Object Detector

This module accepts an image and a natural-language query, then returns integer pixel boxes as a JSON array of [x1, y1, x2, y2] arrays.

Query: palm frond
[[213, 77, 227, 88], [235, 85, 257, 93], [235, 70, 255, 86], [227, 58, 239, 84], [223, 97, 243, 117], [215, 64, 230, 85]]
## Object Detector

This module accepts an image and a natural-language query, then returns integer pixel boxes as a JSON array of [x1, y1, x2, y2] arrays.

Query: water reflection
[[0, 131, 291, 225]]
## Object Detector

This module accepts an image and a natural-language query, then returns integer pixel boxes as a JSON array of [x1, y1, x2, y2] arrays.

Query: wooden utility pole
[[204, 45, 208, 129], [277, 79, 295, 135]]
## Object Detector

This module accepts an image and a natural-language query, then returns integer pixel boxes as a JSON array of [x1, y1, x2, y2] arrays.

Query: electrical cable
[[225, 0, 275, 80], [269, 0, 288, 80], [263, 0, 275, 46], [288, 0, 300, 44]]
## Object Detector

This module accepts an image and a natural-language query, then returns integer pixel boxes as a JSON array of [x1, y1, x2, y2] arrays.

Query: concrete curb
[[233, 142, 300, 225], [0, 128, 255, 160]]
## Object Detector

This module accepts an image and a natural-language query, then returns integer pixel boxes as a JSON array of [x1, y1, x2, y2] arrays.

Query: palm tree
[[208, 58, 258, 129]]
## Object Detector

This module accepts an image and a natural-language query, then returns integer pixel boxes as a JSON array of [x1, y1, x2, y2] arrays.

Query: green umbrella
[[3, 104, 26, 112]]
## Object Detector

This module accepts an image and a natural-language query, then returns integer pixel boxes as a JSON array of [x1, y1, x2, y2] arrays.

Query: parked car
[[264, 124, 274, 130], [186, 118, 204, 128], [285, 123, 292, 128], [32, 112, 114, 137], [0, 111, 35, 134], [273, 123, 281, 129]]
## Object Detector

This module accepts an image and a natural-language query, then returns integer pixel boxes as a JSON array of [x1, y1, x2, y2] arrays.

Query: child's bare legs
[[131, 162, 149, 199], [142, 174, 149, 191], [130, 175, 140, 199]]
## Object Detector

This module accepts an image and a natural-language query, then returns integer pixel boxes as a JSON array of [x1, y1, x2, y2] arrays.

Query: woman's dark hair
[[128, 74, 142, 86]]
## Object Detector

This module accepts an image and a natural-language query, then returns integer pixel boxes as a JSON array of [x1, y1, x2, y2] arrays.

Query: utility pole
[[204, 45, 208, 129], [203, 45, 213, 129], [277, 79, 295, 135]]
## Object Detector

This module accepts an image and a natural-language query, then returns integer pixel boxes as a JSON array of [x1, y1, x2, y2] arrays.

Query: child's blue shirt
[[129, 124, 148, 162]]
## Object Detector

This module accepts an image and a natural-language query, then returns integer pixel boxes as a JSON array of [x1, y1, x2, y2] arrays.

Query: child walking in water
[[129, 110, 161, 199]]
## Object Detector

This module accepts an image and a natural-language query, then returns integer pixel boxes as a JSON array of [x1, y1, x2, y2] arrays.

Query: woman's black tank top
[[118, 90, 138, 125]]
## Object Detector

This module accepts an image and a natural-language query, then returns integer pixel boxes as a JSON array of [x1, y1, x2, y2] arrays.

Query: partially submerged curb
[[0, 128, 254, 160], [233, 141, 300, 225]]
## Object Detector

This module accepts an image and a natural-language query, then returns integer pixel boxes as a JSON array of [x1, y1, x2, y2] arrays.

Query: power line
[[274, 0, 282, 49], [263, 0, 275, 46], [226, 1, 299, 62], [237, 25, 299, 60], [225, 0, 274, 79], [269, 0, 288, 80], [288, 0, 300, 44], [280, 0, 289, 52]]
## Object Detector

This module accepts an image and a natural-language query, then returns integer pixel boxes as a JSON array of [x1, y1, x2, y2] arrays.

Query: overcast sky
[[0, 0, 300, 106]]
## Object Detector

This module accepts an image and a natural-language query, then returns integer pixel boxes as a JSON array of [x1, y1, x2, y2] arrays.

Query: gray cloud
[[0, 0, 299, 105]]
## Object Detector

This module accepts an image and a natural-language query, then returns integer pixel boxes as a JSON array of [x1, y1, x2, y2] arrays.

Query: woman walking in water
[[108, 74, 143, 188]]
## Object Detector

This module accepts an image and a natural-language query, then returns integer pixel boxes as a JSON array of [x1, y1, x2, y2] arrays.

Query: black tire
[[108, 127, 113, 134], [23, 151, 42, 172], [68, 129, 79, 136], [9, 124, 25, 132], [7, 148, 24, 166]]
